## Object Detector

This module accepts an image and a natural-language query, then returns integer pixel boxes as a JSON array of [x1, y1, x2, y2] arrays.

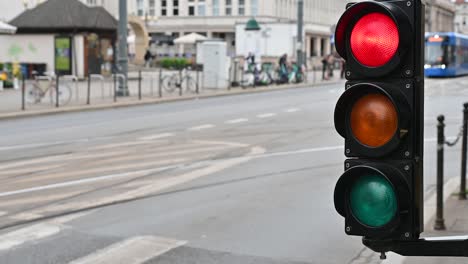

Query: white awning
[[174, 33, 207, 44], [0, 21, 17, 34]]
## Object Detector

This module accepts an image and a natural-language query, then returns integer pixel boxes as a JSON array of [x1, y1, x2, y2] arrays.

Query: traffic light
[[333, 0, 424, 241]]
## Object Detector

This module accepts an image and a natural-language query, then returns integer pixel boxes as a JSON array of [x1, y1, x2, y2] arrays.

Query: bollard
[[87, 74, 91, 105], [460, 103, 468, 200], [150, 75, 154, 96], [21, 75, 25, 111], [179, 69, 183, 97], [56, 75, 60, 108], [435, 115, 446, 231], [158, 68, 163, 98], [113, 74, 117, 102], [138, 70, 142, 100], [196, 68, 200, 94]]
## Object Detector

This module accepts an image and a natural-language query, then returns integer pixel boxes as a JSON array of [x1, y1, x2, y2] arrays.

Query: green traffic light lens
[[350, 174, 397, 228]]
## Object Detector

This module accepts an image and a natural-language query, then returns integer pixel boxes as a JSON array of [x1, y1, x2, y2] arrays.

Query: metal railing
[[434, 102, 468, 230]]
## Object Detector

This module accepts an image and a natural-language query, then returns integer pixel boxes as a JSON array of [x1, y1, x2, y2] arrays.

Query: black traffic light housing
[[333, 0, 425, 242], [335, 0, 415, 79]]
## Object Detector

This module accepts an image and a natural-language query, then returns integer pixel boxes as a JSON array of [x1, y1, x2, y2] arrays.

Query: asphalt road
[[0, 76, 465, 264]]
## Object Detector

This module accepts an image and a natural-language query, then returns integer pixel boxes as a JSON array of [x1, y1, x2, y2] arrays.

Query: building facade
[[82, 0, 349, 62], [454, 0, 468, 34], [426, 0, 456, 32], [137, 0, 348, 59]]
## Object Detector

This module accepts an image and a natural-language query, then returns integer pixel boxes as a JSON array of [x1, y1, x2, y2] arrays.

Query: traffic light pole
[[296, 0, 304, 67], [117, 0, 129, 96], [363, 237, 468, 257]]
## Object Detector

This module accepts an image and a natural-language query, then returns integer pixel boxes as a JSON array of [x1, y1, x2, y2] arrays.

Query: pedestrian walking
[[144, 49, 152, 68], [322, 55, 329, 80], [278, 53, 289, 84], [327, 54, 335, 79]]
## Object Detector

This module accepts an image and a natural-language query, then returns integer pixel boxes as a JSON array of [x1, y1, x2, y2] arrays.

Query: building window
[[162, 0, 167, 16], [251, 0, 258, 16], [238, 0, 245, 15], [136, 0, 144, 16], [149, 0, 155, 16], [198, 0, 206, 16], [225, 0, 232, 15], [188, 0, 195, 16], [173, 0, 179, 16], [87, 0, 97, 5], [213, 0, 219, 16]]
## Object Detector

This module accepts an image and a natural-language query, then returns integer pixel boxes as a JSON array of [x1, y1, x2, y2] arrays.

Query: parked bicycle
[[164, 68, 198, 94], [25, 72, 72, 105]]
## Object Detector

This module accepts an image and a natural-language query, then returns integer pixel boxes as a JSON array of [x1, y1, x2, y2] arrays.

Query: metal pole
[[460, 103, 468, 200], [87, 74, 91, 105], [435, 115, 446, 231], [55, 75, 60, 108], [113, 74, 117, 102], [138, 70, 142, 100], [158, 68, 163, 98], [196, 68, 200, 94], [117, 0, 129, 96], [179, 69, 183, 96], [21, 75, 25, 111], [297, 0, 304, 67]]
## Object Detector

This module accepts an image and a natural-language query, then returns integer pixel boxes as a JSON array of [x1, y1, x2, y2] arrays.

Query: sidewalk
[[0, 69, 343, 120], [404, 192, 468, 263]]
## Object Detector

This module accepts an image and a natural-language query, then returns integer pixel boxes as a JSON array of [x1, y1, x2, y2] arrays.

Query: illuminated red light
[[350, 13, 399, 67]]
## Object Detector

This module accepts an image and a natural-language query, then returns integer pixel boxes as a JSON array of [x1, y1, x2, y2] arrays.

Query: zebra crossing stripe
[[69, 236, 186, 264]]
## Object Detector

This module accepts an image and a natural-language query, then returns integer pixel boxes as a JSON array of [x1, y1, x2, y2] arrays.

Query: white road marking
[[0, 211, 92, 251], [85, 146, 230, 166], [0, 151, 127, 172], [9, 212, 44, 221], [0, 191, 83, 207], [15, 158, 186, 185], [285, 108, 300, 113], [193, 140, 250, 148], [31, 145, 266, 216], [0, 166, 177, 198], [69, 236, 186, 264], [0, 223, 61, 251], [257, 113, 277, 118], [188, 124, 215, 131], [91, 141, 156, 151], [138, 133, 174, 141], [225, 118, 248, 124], [0, 164, 65, 176], [0, 211, 7, 217], [0, 139, 90, 152]]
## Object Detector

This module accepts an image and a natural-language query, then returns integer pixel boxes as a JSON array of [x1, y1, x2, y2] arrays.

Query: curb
[[0, 80, 343, 121]]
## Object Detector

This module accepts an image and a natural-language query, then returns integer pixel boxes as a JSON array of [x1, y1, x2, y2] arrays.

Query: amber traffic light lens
[[350, 93, 398, 147]]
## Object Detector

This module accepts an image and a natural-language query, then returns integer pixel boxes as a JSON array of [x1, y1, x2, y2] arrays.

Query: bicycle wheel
[[164, 74, 179, 94], [53, 83, 72, 106], [25, 83, 42, 104], [240, 72, 254, 88], [183, 76, 197, 93]]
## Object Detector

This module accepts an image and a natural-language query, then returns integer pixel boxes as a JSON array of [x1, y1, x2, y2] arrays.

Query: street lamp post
[[118, 0, 129, 96], [297, 0, 304, 67]]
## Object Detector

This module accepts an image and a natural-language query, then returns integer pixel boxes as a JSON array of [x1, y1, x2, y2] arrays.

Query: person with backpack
[[144, 49, 152, 68], [278, 54, 289, 84]]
